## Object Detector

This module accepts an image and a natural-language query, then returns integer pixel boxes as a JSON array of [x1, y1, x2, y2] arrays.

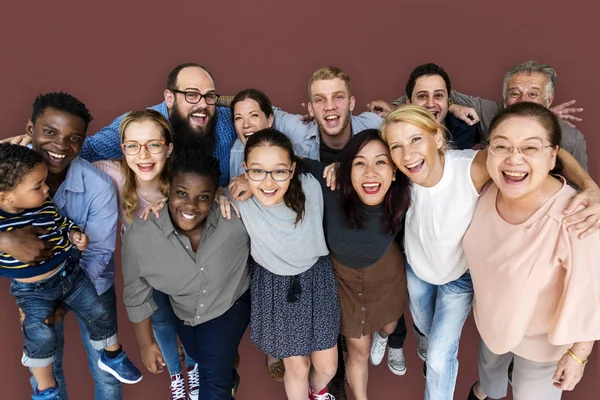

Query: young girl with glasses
[[227, 128, 339, 400], [94, 110, 200, 400]]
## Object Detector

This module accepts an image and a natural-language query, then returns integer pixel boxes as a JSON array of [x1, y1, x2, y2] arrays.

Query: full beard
[[170, 107, 217, 155]]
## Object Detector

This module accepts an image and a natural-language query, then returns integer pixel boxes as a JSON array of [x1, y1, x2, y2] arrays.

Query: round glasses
[[489, 143, 554, 157], [171, 89, 220, 105], [245, 168, 293, 182], [121, 140, 166, 155]]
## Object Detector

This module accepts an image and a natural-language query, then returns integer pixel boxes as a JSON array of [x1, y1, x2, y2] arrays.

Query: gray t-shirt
[[231, 173, 328, 276]]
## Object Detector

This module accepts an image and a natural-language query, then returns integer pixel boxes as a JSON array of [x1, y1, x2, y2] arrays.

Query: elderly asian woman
[[464, 102, 600, 400]]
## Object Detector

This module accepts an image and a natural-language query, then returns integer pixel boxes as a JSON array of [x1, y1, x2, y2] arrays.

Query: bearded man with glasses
[[80, 63, 236, 187]]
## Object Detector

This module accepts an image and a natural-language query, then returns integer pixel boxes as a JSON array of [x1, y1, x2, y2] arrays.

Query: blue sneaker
[[32, 386, 59, 400], [97, 349, 143, 384]]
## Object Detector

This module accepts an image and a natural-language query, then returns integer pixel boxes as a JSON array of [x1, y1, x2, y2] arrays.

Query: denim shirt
[[79, 102, 236, 186], [53, 157, 118, 295]]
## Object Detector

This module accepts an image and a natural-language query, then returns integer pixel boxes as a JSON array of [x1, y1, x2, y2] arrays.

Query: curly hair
[[0, 143, 44, 192], [31, 92, 93, 132], [169, 148, 221, 192]]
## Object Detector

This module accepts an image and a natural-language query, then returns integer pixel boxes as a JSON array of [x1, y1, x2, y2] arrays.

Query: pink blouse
[[463, 179, 600, 362]]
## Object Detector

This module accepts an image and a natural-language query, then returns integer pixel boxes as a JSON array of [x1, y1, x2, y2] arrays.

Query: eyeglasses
[[489, 142, 554, 157], [171, 89, 220, 105], [121, 140, 167, 155], [245, 168, 293, 182]]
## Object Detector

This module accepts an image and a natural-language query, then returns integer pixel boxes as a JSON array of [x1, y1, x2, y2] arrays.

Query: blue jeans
[[10, 261, 117, 367], [30, 285, 122, 400], [152, 290, 196, 375], [405, 261, 473, 400], [176, 290, 250, 400]]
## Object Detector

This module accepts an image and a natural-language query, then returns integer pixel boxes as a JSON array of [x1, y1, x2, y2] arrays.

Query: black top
[[319, 141, 342, 164], [445, 113, 479, 150], [303, 158, 402, 269]]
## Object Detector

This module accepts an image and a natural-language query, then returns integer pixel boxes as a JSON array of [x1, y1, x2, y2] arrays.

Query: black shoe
[[328, 376, 347, 400], [422, 362, 427, 378], [468, 382, 488, 400], [231, 369, 240, 399]]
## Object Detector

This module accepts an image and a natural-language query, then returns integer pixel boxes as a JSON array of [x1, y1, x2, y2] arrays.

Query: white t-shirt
[[405, 150, 479, 285]]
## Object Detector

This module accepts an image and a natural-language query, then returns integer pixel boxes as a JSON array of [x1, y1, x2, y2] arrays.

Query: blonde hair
[[308, 66, 351, 98], [380, 104, 450, 154], [119, 109, 173, 223]]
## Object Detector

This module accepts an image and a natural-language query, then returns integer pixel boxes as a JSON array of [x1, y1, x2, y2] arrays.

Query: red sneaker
[[169, 373, 186, 400], [309, 385, 336, 400]]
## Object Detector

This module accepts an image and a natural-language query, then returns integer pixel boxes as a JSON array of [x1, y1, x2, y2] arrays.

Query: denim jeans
[[405, 261, 473, 400], [10, 261, 117, 367], [30, 286, 122, 400], [176, 290, 250, 400], [152, 290, 196, 375]]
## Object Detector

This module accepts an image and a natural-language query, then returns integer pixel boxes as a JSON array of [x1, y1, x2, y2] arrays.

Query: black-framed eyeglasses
[[245, 168, 293, 182], [171, 89, 220, 105], [489, 142, 554, 157]]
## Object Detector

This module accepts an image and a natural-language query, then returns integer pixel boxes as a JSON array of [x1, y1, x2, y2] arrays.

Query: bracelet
[[567, 349, 588, 365]]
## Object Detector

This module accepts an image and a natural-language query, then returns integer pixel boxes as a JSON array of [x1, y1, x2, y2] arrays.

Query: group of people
[[0, 60, 599, 400]]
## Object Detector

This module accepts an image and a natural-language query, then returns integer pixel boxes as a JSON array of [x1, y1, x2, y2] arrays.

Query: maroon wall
[[1, 1, 598, 398]]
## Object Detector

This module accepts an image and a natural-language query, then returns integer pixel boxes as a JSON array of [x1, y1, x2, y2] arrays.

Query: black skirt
[[249, 256, 340, 358]]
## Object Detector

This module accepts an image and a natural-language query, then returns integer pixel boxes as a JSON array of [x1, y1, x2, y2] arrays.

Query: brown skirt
[[332, 240, 407, 339]]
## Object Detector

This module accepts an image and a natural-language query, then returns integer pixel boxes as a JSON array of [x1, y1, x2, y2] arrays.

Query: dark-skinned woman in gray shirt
[[122, 149, 251, 400]]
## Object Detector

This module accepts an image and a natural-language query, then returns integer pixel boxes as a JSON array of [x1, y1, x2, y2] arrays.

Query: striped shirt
[[0, 199, 82, 279]]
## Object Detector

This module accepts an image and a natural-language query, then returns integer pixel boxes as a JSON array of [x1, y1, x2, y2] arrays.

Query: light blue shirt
[[228, 108, 383, 178], [53, 157, 118, 295]]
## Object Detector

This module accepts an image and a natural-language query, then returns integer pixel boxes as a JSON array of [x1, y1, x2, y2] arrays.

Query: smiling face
[[165, 66, 217, 134], [487, 115, 558, 200], [122, 120, 173, 184], [0, 162, 49, 213], [233, 98, 274, 145], [307, 78, 355, 144], [350, 140, 396, 206], [27, 108, 87, 176], [386, 121, 445, 187], [244, 145, 295, 207], [407, 75, 449, 123], [168, 171, 216, 233], [504, 72, 554, 108]]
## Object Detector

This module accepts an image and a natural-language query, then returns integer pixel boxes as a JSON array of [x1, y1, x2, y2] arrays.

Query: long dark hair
[[244, 128, 305, 224], [338, 129, 411, 232]]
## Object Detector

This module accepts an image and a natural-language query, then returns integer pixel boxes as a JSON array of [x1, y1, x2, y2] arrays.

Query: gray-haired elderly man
[[448, 60, 588, 170]]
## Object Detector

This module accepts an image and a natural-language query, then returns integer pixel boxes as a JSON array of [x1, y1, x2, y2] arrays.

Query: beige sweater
[[463, 180, 600, 362]]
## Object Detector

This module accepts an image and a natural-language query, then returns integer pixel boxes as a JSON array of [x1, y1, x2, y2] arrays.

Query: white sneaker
[[414, 328, 428, 361], [387, 347, 407, 376], [370, 331, 388, 366], [186, 364, 200, 400]]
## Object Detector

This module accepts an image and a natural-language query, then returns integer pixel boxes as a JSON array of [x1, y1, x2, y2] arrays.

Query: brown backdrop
[[1, 0, 598, 398]]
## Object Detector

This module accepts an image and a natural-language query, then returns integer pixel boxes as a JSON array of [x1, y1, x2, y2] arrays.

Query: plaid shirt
[[80, 102, 236, 186]]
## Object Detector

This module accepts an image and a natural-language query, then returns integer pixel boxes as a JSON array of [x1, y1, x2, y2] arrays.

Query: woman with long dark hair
[[302, 129, 411, 400]]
